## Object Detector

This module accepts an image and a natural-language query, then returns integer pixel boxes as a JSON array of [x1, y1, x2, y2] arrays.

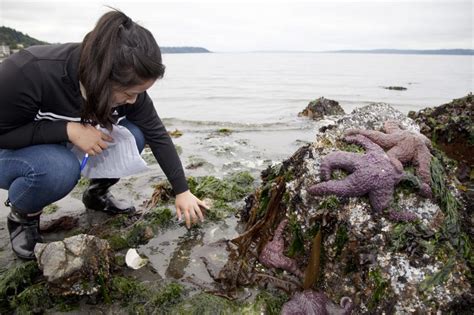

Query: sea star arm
[[320, 151, 361, 181], [308, 174, 369, 197], [344, 134, 385, 153], [414, 148, 433, 198], [346, 129, 398, 149], [258, 219, 303, 277], [368, 187, 394, 212]]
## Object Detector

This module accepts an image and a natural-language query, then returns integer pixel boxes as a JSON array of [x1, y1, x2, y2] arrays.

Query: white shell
[[125, 248, 148, 269]]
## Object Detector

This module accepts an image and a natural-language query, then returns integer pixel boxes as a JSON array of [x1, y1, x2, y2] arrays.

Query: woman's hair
[[79, 9, 165, 129]]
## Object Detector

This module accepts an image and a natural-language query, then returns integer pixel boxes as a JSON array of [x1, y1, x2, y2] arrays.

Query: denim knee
[[119, 119, 146, 153], [0, 144, 81, 214]]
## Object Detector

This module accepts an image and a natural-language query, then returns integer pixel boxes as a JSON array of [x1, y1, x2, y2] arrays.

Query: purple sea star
[[258, 219, 303, 278], [346, 120, 433, 198], [281, 290, 354, 315], [308, 134, 405, 213]]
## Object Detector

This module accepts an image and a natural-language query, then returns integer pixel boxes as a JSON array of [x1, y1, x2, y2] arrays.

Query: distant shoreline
[[326, 49, 473, 56], [246, 49, 473, 56]]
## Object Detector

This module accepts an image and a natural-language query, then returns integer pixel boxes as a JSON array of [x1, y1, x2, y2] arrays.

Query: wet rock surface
[[408, 93, 473, 211], [34, 234, 112, 295], [298, 97, 345, 120], [281, 290, 353, 315], [222, 103, 472, 313], [408, 93, 473, 166]]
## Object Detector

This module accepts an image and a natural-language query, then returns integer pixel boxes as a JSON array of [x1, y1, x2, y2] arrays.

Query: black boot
[[6, 202, 43, 260], [82, 178, 135, 214]]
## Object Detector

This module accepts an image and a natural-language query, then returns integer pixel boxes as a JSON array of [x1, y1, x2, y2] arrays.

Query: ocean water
[[148, 52, 473, 177], [152, 52, 473, 123]]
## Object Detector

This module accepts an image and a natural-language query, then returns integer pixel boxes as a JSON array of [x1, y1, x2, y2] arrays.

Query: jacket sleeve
[[124, 92, 189, 194], [0, 51, 69, 149]]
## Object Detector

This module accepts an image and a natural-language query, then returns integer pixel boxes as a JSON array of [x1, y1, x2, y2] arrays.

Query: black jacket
[[0, 43, 188, 193]]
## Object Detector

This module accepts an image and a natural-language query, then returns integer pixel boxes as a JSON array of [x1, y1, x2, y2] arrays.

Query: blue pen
[[80, 153, 89, 171]]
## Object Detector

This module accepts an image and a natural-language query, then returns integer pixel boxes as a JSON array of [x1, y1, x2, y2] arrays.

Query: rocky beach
[[0, 95, 472, 314]]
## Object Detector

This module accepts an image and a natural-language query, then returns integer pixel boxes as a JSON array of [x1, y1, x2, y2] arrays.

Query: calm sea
[[152, 52, 473, 124], [146, 52, 473, 177]]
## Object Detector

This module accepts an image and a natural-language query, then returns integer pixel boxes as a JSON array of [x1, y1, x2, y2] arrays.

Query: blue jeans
[[0, 119, 145, 215]]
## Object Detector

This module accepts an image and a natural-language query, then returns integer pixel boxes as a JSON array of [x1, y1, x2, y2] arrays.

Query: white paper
[[72, 125, 150, 179]]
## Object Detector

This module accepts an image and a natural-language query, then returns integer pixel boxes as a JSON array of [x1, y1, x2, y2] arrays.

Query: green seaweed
[[10, 283, 51, 314], [169, 292, 237, 314], [0, 261, 40, 311], [205, 199, 236, 221], [287, 214, 305, 257], [43, 203, 59, 215], [126, 221, 153, 247], [76, 176, 90, 188], [106, 221, 154, 251], [188, 171, 255, 202], [107, 213, 129, 229], [318, 195, 340, 210], [145, 207, 173, 227], [256, 184, 272, 218], [419, 258, 455, 293], [337, 141, 365, 153], [111, 276, 148, 300], [334, 225, 349, 257], [430, 157, 469, 261], [395, 172, 421, 198], [331, 169, 348, 180], [390, 222, 415, 252], [169, 129, 184, 138], [111, 277, 184, 313], [368, 268, 389, 310], [217, 128, 233, 135], [106, 234, 129, 251], [251, 290, 288, 315], [150, 282, 184, 309]]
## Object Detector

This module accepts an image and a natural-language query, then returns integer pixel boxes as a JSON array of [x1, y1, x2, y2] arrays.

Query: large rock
[[34, 234, 112, 295], [221, 103, 472, 314], [299, 97, 345, 120], [408, 93, 473, 167], [408, 93, 473, 212]]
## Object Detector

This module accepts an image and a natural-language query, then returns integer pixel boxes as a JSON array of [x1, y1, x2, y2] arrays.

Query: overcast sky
[[0, 0, 472, 52]]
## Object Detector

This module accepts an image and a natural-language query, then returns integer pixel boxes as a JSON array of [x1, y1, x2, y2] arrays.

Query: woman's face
[[111, 79, 156, 107]]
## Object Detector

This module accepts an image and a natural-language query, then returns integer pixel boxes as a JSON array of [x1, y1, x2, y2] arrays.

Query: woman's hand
[[175, 190, 208, 229], [67, 122, 113, 155]]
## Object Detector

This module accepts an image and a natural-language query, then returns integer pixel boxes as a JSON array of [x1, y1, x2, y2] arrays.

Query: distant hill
[[161, 46, 211, 53], [0, 26, 48, 48], [327, 49, 473, 56], [0, 26, 210, 54]]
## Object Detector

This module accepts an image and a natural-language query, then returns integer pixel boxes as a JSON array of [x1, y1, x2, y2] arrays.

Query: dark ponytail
[[79, 9, 165, 129]]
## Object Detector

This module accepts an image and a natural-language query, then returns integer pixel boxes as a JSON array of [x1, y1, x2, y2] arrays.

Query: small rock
[[383, 86, 407, 91], [298, 97, 345, 120], [34, 234, 112, 295]]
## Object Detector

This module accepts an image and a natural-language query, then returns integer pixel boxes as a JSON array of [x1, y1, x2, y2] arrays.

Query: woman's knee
[[4, 145, 81, 212], [42, 146, 81, 188], [37, 146, 81, 194], [119, 119, 146, 152]]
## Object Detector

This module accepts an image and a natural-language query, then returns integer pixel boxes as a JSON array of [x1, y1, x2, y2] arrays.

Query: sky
[[0, 0, 472, 52]]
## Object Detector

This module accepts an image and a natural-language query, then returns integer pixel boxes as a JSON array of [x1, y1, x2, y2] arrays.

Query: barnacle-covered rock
[[34, 234, 112, 296], [298, 97, 345, 120], [281, 290, 353, 315], [221, 103, 472, 314]]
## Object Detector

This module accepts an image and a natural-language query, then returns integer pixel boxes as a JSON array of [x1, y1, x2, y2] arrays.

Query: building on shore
[[0, 43, 11, 58]]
